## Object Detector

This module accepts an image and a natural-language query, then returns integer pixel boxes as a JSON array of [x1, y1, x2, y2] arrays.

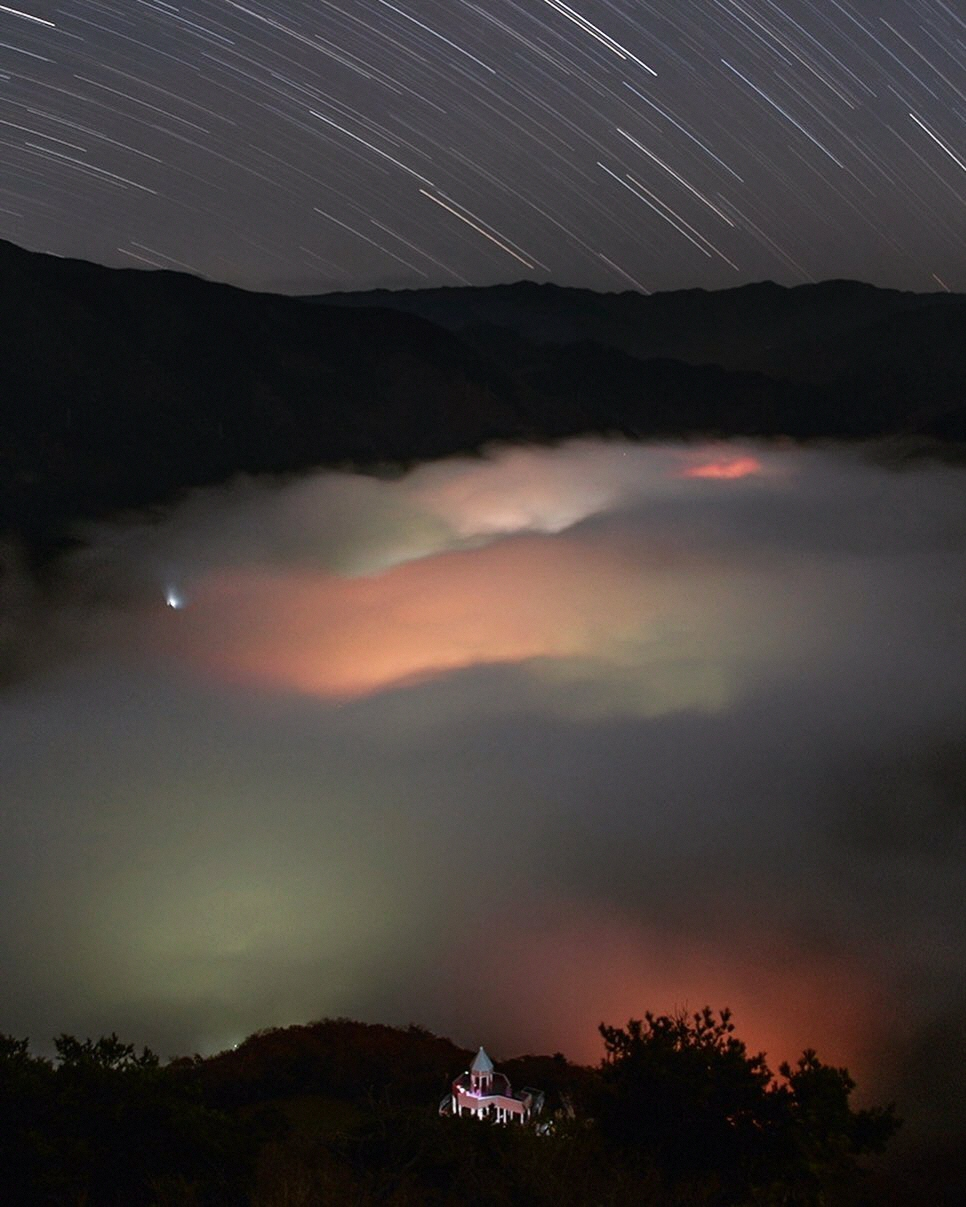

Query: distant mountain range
[[2, 237, 964, 556]]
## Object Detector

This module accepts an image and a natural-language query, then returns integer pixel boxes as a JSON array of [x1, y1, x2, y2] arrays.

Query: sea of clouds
[[2, 439, 964, 1135]]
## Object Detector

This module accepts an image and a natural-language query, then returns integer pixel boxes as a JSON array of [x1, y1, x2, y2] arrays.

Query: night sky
[[3, 2, 966, 1147], [1, 1, 964, 293]]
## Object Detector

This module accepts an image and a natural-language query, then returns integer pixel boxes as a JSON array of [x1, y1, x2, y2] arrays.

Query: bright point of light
[[165, 587, 184, 609]]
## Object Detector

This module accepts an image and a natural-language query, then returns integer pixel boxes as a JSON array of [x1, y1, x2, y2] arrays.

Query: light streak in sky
[[308, 109, 438, 188], [622, 81, 745, 181], [369, 217, 470, 282], [597, 251, 649, 292], [616, 126, 737, 224], [541, 0, 657, 76], [719, 58, 847, 169], [419, 188, 538, 269], [315, 207, 429, 276], [627, 174, 740, 268], [22, 143, 158, 192], [0, 2, 963, 292], [375, 0, 496, 75], [597, 161, 738, 270], [0, 5, 54, 27], [908, 111, 966, 174]]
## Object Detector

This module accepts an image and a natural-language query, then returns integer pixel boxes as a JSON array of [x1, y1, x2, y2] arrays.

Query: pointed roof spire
[[471, 1046, 494, 1074]]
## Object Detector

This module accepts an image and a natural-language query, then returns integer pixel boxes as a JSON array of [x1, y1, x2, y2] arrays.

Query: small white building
[[441, 1046, 544, 1124]]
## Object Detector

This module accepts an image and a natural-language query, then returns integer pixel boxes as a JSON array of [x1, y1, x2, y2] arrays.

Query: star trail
[[0, 1, 963, 292]]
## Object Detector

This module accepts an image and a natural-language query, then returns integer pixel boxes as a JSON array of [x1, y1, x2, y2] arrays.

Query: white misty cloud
[[1, 440, 964, 1134]]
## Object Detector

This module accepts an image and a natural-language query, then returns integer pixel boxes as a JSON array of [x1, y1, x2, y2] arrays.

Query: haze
[[2, 439, 964, 1139]]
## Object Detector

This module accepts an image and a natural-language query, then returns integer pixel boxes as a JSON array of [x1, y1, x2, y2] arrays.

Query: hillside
[[3, 238, 966, 558], [0, 1013, 904, 1205], [318, 276, 966, 376]]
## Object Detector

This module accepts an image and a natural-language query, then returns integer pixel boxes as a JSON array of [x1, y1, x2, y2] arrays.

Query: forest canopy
[[0, 1009, 899, 1205]]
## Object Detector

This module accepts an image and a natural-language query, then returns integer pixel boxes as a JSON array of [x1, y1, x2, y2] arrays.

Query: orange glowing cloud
[[681, 455, 763, 480], [442, 901, 883, 1081], [162, 536, 647, 699]]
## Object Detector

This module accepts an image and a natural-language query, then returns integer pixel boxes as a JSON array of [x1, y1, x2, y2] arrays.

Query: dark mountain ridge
[[2, 237, 965, 558], [319, 276, 965, 375]]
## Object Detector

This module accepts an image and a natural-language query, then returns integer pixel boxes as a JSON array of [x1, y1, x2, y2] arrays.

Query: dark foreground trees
[[595, 1008, 899, 1204], [0, 1032, 256, 1204], [0, 1011, 899, 1205]]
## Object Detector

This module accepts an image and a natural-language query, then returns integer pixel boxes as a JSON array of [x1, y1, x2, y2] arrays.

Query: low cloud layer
[[2, 441, 965, 1135]]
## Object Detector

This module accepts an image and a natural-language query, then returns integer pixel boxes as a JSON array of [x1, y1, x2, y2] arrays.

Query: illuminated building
[[441, 1046, 544, 1124]]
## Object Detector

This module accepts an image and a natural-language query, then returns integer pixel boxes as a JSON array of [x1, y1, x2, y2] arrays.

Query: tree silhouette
[[595, 1007, 899, 1204], [0, 1031, 253, 1205], [779, 1048, 900, 1199], [0, 1014, 901, 1205]]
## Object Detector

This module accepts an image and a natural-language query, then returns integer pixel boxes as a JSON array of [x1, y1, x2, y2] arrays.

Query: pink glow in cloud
[[681, 455, 763, 480], [9, 439, 963, 1142], [162, 535, 647, 699]]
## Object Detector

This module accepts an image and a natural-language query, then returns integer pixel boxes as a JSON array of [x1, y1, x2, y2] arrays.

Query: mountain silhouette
[[2, 238, 965, 556]]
